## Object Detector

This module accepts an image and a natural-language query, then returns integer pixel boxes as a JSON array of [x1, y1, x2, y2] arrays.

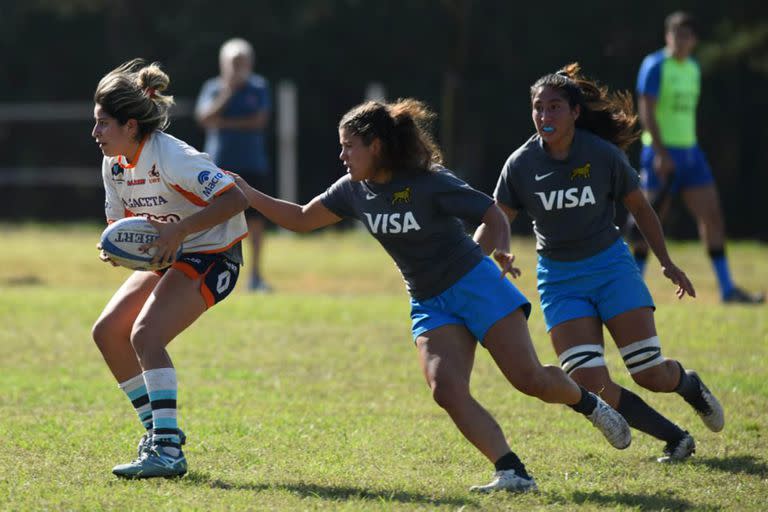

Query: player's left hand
[[661, 262, 696, 299], [492, 249, 522, 280], [140, 219, 185, 267]]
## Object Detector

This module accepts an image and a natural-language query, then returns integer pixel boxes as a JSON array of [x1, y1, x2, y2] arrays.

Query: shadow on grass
[[566, 490, 720, 511], [184, 471, 479, 507], [693, 455, 768, 477], [1, 275, 44, 286]]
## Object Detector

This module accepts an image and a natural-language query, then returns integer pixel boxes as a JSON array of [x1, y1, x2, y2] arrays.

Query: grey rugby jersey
[[494, 129, 640, 261], [321, 166, 493, 300]]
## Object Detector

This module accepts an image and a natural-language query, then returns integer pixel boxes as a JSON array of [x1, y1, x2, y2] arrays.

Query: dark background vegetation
[[1, 0, 766, 238]]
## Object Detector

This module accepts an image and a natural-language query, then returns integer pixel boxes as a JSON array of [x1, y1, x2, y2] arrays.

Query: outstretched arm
[[233, 173, 342, 232], [624, 188, 695, 298], [473, 202, 521, 279], [144, 185, 249, 265]]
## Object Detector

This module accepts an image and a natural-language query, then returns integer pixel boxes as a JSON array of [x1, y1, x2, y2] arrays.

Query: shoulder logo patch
[[197, 170, 211, 184]]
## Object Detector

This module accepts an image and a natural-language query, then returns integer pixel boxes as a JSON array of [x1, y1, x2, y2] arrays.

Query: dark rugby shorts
[[157, 252, 240, 308]]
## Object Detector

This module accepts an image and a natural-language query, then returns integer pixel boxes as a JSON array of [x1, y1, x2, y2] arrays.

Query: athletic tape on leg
[[558, 344, 606, 375], [619, 336, 664, 374]]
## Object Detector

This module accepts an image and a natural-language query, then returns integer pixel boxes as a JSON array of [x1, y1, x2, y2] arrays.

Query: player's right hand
[[661, 262, 695, 299], [96, 243, 119, 266], [492, 249, 522, 280]]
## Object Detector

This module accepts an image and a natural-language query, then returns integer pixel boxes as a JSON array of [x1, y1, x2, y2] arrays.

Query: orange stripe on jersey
[[213, 182, 236, 197], [117, 135, 148, 169], [171, 184, 209, 207], [196, 231, 249, 254]]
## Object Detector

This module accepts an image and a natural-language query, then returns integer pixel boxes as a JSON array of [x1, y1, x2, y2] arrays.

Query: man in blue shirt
[[632, 12, 763, 303], [196, 38, 273, 292]]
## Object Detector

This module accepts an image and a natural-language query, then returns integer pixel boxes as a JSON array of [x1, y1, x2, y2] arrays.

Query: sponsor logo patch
[[148, 164, 161, 183], [363, 212, 421, 234], [197, 171, 211, 184], [535, 186, 596, 211], [201, 172, 224, 197], [111, 163, 124, 182], [123, 196, 168, 208]]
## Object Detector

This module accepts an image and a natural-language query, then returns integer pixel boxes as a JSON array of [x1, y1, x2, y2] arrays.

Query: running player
[[488, 63, 725, 463], [91, 59, 249, 478], [631, 11, 764, 304], [231, 98, 632, 493]]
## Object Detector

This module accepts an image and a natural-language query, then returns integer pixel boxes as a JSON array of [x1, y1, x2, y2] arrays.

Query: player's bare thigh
[[94, 271, 161, 340]]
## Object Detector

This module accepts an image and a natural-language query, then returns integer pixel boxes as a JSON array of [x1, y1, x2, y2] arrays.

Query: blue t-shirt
[[196, 74, 271, 174], [320, 166, 494, 300]]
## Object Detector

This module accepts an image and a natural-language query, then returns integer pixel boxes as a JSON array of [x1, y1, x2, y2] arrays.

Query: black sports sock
[[617, 388, 685, 443], [568, 386, 598, 415], [674, 362, 709, 412], [494, 451, 531, 479]]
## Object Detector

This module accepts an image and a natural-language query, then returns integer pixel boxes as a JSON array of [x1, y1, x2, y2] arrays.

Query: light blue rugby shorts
[[410, 256, 531, 344], [537, 238, 655, 331]]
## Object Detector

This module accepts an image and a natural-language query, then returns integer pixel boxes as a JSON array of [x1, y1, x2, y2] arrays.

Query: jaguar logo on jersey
[[111, 163, 124, 182], [362, 212, 421, 234], [570, 163, 591, 180], [391, 187, 412, 205], [200, 171, 224, 198], [535, 187, 596, 211], [148, 164, 161, 183]]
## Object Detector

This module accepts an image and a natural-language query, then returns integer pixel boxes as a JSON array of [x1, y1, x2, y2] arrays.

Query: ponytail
[[339, 98, 443, 172], [94, 58, 175, 139]]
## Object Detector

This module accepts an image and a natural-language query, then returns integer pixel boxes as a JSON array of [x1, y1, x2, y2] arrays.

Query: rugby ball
[[100, 217, 182, 271]]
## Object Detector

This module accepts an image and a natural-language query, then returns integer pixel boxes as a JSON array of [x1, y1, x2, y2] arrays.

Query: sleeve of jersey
[[636, 55, 661, 98], [319, 175, 356, 218], [102, 160, 124, 222], [493, 159, 524, 210], [433, 172, 493, 223], [164, 150, 236, 206], [610, 149, 640, 199]]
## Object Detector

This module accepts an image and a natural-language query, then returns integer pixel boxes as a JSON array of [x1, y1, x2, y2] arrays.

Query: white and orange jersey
[[101, 131, 248, 255]]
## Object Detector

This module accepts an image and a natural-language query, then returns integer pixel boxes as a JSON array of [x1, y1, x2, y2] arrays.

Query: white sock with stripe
[[143, 367, 181, 456], [118, 373, 153, 431]]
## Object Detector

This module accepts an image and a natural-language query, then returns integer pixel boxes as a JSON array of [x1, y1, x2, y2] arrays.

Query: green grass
[[0, 223, 766, 511]]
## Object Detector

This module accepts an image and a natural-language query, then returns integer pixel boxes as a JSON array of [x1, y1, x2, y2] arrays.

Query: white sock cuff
[[142, 367, 177, 391], [117, 373, 146, 392]]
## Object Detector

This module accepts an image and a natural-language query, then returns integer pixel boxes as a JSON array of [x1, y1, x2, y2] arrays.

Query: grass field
[[0, 223, 766, 511]]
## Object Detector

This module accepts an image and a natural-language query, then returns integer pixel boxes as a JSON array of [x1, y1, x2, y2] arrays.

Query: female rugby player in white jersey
[[91, 59, 248, 478], [488, 63, 724, 463], [231, 98, 633, 493]]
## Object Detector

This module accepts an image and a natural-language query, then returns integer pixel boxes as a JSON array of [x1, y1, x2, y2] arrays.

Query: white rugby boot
[[469, 469, 538, 493], [686, 371, 725, 432], [657, 432, 696, 463], [587, 395, 632, 449]]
